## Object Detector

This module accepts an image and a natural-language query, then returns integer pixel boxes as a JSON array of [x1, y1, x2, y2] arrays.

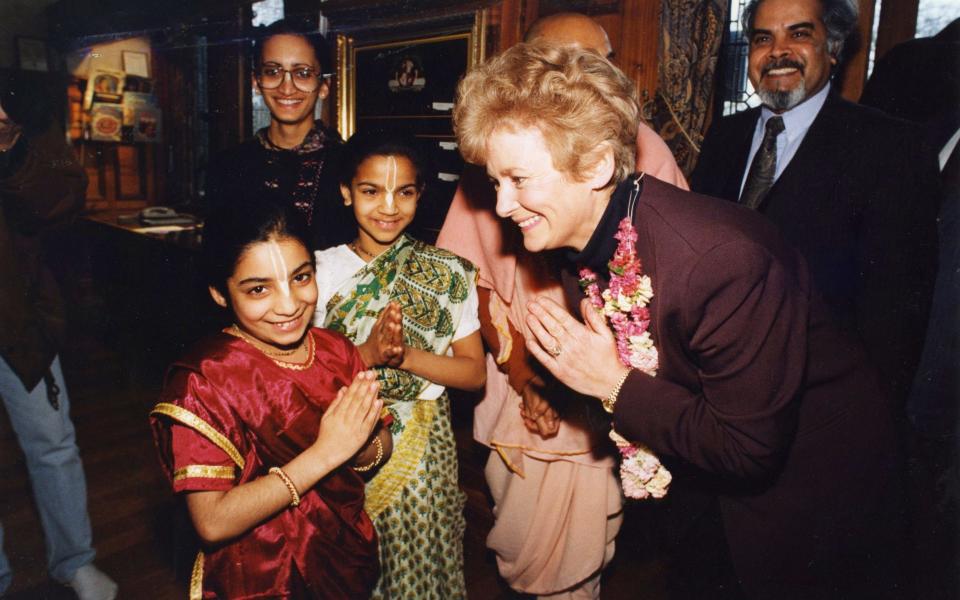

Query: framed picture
[[83, 68, 125, 110], [336, 11, 485, 139], [16, 37, 48, 72], [122, 92, 162, 143], [122, 50, 150, 78], [88, 103, 123, 141]]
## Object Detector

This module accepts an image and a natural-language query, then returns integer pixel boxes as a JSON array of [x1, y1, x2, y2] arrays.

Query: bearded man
[[692, 0, 941, 409]]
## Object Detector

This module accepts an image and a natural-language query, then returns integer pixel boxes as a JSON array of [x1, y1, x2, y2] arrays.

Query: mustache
[[762, 58, 804, 76]]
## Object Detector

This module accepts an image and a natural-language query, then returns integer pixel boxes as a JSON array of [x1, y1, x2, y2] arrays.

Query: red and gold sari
[[151, 328, 379, 599]]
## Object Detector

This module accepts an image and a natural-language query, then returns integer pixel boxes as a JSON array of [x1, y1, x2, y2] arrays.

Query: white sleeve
[[452, 279, 480, 342], [313, 249, 334, 327], [313, 245, 361, 327]]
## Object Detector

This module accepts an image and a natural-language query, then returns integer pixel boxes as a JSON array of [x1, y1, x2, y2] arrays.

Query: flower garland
[[578, 177, 671, 500]]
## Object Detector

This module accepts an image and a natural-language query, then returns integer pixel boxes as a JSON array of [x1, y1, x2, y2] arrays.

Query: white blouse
[[313, 244, 480, 399]]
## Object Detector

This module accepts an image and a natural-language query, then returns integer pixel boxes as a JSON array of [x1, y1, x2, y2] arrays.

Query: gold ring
[[548, 345, 562, 357]]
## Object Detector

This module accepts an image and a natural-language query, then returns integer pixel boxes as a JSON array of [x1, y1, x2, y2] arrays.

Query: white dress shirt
[[739, 82, 832, 198]]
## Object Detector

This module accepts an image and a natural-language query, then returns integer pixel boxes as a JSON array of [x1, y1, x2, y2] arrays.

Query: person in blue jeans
[[0, 73, 117, 600]]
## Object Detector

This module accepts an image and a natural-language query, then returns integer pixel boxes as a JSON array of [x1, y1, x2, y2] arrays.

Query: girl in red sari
[[151, 203, 387, 599]]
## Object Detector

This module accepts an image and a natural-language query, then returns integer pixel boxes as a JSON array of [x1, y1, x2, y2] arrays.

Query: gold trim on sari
[[174, 465, 236, 482], [363, 399, 436, 518], [190, 551, 204, 600], [151, 402, 246, 469]]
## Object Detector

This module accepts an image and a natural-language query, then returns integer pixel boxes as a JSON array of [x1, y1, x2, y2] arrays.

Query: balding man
[[436, 13, 686, 600], [526, 12, 612, 58]]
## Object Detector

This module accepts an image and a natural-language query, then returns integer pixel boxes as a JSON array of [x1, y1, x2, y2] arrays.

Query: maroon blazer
[[562, 177, 903, 598]]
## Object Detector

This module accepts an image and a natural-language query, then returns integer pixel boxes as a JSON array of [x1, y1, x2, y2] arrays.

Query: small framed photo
[[16, 37, 49, 72], [336, 11, 484, 139], [122, 51, 150, 78], [83, 68, 126, 110], [88, 102, 123, 142]]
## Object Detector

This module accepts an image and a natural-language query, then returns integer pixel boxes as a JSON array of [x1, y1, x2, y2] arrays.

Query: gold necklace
[[228, 325, 304, 358], [270, 332, 316, 371], [228, 326, 316, 371], [349, 240, 380, 261]]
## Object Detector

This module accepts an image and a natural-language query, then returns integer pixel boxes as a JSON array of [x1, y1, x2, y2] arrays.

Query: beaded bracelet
[[602, 369, 632, 414], [354, 436, 384, 472], [269, 466, 301, 507]]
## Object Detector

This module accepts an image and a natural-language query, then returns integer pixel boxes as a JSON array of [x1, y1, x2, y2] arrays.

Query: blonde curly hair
[[454, 41, 639, 186]]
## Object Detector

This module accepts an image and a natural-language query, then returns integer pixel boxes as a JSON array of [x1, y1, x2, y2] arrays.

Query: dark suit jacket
[[859, 18, 960, 125], [562, 177, 902, 598], [691, 93, 940, 405]]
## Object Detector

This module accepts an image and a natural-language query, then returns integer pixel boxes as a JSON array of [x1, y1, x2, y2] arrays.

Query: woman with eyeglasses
[[205, 17, 352, 250]]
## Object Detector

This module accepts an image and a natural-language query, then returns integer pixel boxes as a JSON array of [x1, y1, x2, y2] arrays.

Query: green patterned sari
[[324, 234, 477, 599]]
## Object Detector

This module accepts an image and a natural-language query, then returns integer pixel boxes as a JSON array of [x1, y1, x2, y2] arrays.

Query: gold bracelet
[[269, 466, 301, 507], [354, 436, 384, 472], [602, 369, 632, 414]]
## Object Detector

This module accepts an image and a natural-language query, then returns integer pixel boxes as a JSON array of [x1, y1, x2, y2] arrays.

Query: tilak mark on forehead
[[265, 240, 291, 299], [383, 155, 398, 210]]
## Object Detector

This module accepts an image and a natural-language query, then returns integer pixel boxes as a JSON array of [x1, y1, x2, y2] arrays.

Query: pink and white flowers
[[579, 215, 671, 500]]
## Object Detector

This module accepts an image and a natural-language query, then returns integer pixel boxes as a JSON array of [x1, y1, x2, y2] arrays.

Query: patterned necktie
[[740, 116, 785, 210]]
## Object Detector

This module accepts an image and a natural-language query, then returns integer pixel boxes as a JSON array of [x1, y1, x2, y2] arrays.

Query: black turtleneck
[[566, 174, 643, 273]]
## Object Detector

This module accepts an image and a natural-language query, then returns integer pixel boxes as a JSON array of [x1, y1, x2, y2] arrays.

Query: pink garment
[[436, 123, 685, 596], [484, 442, 622, 597]]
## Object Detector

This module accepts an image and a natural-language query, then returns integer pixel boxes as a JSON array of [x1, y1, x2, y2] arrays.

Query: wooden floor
[[0, 276, 669, 599]]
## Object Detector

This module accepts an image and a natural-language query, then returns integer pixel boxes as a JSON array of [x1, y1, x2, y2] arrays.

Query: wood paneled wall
[[838, 0, 878, 102], [617, 0, 661, 105], [486, 0, 662, 103]]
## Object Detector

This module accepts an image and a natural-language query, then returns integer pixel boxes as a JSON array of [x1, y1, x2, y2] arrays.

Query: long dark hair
[[201, 201, 313, 299]]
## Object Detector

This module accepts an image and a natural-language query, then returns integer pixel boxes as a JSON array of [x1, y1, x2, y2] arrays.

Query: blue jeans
[[0, 355, 95, 593]]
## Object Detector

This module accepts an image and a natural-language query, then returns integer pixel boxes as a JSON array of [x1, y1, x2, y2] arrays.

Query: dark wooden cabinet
[[77, 141, 158, 209]]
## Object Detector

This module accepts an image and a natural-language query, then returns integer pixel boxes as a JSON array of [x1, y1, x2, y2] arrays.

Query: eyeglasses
[[255, 65, 324, 92]]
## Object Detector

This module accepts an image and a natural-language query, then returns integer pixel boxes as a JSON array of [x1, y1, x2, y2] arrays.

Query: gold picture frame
[[336, 10, 486, 139]]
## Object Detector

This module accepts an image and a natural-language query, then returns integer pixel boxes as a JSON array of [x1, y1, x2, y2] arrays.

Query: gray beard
[[757, 80, 807, 112]]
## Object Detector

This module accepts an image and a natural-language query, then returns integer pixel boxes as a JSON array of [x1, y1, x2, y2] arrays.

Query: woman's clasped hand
[[524, 297, 630, 401]]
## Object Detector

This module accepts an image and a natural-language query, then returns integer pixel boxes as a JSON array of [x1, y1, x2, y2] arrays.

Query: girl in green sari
[[314, 131, 485, 598]]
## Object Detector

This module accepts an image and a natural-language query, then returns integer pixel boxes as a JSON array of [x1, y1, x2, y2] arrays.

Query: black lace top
[[205, 122, 352, 249]]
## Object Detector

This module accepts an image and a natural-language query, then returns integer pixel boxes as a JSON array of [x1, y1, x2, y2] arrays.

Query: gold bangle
[[354, 436, 384, 472], [602, 369, 632, 414], [269, 466, 301, 507]]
